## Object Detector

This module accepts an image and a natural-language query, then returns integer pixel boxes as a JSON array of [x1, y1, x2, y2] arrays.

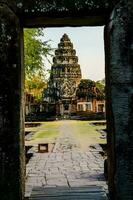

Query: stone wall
[[105, 1, 133, 199], [0, 3, 25, 200]]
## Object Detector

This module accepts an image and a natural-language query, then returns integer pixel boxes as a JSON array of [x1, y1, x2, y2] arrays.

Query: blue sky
[[42, 26, 105, 81]]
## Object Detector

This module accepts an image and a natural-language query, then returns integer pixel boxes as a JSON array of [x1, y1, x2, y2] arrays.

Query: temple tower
[[49, 33, 82, 117]]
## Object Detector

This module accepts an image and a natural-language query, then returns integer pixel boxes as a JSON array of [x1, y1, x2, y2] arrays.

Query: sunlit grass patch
[[25, 120, 106, 150], [31, 121, 61, 141], [70, 120, 106, 150]]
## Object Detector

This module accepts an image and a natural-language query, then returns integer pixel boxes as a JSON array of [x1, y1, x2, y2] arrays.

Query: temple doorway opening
[[24, 27, 107, 199]]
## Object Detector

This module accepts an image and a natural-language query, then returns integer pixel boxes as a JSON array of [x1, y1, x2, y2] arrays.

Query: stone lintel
[[23, 15, 108, 28], [1, 0, 119, 27]]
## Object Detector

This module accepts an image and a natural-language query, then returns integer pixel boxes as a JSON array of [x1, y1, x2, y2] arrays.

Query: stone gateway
[[0, 1, 133, 200]]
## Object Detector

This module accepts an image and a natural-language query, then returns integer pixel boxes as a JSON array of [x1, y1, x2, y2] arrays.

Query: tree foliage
[[78, 79, 95, 89], [96, 78, 105, 93], [24, 28, 53, 101], [76, 79, 105, 100], [25, 75, 47, 102], [24, 28, 52, 78]]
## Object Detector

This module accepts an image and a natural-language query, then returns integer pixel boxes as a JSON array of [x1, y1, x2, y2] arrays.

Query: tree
[[25, 75, 47, 102], [24, 28, 52, 78], [96, 78, 105, 93], [24, 28, 53, 101], [76, 79, 105, 100]]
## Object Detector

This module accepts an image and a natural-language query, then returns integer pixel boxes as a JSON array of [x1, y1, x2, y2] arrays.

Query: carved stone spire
[[50, 33, 82, 99]]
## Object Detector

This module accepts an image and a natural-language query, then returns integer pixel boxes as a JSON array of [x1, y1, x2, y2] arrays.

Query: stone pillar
[[105, 1, 133, 199], [0, 4, 25, 200]]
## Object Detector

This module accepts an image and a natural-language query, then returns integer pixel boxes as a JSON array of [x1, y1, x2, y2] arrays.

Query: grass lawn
[[25, 120, 106, 149], [27, 121, 62, 144], [70, 120, 106, 151]]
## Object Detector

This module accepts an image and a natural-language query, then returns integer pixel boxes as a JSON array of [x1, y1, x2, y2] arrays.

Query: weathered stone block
[[105, 1, 133, 199], [0, 3, 25, 200], [3, 0, 116, 27]]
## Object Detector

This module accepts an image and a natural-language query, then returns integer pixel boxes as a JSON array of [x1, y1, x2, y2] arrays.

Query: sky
[[42, 27, 105, 81]]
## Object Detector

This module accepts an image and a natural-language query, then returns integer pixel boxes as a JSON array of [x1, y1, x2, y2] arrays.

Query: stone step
[[29, 186, 108, 200]]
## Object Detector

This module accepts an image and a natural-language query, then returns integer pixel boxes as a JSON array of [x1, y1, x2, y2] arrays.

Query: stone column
[[0, 4, 25, 200], [105, 1, 133, 199]]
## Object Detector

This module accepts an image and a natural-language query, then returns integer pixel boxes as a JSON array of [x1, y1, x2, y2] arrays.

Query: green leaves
[[96, 78, 105, 93], [76, 79, 105, 100], [24, 28, 53, 78], [24, 28, 53, 101]]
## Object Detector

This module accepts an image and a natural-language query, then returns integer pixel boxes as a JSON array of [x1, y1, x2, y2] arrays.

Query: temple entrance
[[61, 100, 71, 119], [24, 27, 107, 199], [25, 27, 108, 200], [0, 1, 133, 200]]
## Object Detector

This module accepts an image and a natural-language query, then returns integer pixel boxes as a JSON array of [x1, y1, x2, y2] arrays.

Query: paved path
[[25, 120, 108, 199]]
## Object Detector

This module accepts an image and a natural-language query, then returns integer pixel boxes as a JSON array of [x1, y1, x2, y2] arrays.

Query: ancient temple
[[44, 33, 82, 117], [44, 33, 105, 118]]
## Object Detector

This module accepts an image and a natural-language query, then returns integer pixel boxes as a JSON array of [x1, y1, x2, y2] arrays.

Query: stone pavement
[[25, 121, 108, 199]]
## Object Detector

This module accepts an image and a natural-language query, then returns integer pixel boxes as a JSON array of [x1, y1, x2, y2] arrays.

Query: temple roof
[[60, 33, 70, 42], [50, 33, 82, 80]]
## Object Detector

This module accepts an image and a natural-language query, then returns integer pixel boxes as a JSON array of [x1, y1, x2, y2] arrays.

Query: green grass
[[31, 121, 62, 141], [73, 121, 106, 140], [26, 120, 106, 149], [68, 120, 106, 151]]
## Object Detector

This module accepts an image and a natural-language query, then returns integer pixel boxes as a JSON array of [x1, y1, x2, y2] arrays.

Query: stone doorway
[[62, 100, 71, 118], [24, 26, 107, 199], [0, 1, 133, 200]]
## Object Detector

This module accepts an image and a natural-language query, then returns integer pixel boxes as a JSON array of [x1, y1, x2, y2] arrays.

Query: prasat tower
[[48, 33, 82, 116]]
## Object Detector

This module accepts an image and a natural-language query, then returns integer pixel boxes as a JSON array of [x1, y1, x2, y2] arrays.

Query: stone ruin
[[44, 33, 105, 118], [0, 0, 133, 199]]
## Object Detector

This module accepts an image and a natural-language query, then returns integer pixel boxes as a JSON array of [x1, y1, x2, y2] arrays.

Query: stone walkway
[[25, 121, 108, 199]]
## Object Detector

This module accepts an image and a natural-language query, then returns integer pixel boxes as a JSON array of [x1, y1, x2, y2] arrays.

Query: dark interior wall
[[0, 3, 25, 200], [105, 1, 133, 199]]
